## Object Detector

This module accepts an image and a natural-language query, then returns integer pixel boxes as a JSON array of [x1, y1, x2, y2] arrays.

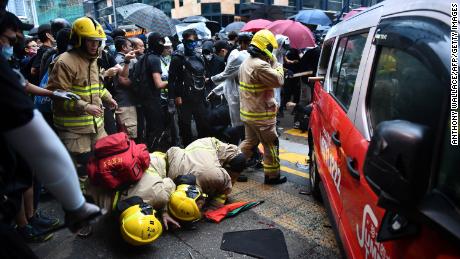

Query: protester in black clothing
[[168, 29, 209, 146], [283, 48, 302, 108], [30, 24, 54, 85], [140, 32, 168, 151], [98, 46, 119, 135], [202, 40, 226, 95]]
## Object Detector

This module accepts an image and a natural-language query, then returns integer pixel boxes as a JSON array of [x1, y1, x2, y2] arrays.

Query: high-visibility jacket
[[47, 48, 112, 134], [166, 137, 240, 198], [238, 56, 284, 125], [86, 152, 176, 211]]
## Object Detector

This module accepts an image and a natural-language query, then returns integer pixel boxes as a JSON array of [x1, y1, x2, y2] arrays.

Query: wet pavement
[[30, 112, 340, 259]]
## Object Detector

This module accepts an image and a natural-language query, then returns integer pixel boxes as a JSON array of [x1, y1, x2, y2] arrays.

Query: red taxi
[[308, 0, 459, 258]]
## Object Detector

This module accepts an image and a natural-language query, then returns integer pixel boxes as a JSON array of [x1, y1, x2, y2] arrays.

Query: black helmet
[[50, 18, 71, 38], [238, 32, 253, 43]]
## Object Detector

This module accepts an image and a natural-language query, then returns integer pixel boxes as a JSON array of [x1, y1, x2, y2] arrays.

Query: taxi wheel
[[309, 152, 322, 202]]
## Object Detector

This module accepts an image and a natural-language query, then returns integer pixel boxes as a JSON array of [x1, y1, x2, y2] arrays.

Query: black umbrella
[[116, 3, 176, 36], [250, 5, 285, 21], [225, 21, 246, 33]]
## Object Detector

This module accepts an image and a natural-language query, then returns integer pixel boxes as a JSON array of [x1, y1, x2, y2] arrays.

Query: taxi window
[[330, 33, 368, 111], [367, 47, 444, 134], [317, 38, 335, 77]]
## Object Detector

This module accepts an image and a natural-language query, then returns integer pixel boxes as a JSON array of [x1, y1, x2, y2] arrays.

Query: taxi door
[[340, 14, 456, 259]]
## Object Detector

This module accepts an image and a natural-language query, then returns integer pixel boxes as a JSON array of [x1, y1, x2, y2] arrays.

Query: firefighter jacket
[[86, 152, 176, 211], [166, 137, 240, 198], [46, 48, 112, 134], [238, 55, 284, 125]]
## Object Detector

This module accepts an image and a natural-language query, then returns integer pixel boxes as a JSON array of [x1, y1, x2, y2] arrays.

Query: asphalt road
[[30, 113, 340, 259]]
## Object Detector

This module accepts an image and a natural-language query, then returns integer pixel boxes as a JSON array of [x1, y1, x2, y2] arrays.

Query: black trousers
[[178, 98, 209, 146], [282, 77, 301, 107], [142, 100, 166, 152]]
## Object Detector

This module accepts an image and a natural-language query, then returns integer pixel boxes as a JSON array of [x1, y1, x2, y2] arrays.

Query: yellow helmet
[[168, 184, 204, 222], [120, 203, 163, 246], [70, 16, 106, 48], [250, 29, 278, 59]]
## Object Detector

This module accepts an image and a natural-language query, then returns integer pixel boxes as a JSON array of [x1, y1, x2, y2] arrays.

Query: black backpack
[[129, 52, 156, 101]]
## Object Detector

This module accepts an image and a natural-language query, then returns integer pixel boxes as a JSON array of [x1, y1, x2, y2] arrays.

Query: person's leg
[[259, 124, 285, 183], [115, 106, 138, 139], [238, 122, 259, 160], [292, 78, 301, 104], [178, 102, 193, 146], [136, 105, 145, 144], [193, 99, 210, 139]]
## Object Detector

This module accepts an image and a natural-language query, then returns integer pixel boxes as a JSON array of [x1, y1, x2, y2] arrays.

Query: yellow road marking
[[284, 129, 308, 138], [281, 166, 309, 178], [279, 152, 309, 164]]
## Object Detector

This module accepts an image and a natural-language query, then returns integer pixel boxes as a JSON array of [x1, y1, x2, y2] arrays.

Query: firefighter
[[238, 29, 287, 185], [166, 137, 247, 207], [46, 17, 118, 177]]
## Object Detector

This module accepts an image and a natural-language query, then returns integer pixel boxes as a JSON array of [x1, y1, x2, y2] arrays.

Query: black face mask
[[151, 42, 164, 55]]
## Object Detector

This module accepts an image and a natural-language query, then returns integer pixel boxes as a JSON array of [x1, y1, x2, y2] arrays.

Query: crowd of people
[[0, 4, 322, 256]]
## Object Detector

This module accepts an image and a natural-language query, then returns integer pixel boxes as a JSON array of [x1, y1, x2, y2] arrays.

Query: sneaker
[[29, 211, 59, 230], [293, 122, 300, 129], [264, 175, 287, 185], [17, 224, 54, 242]]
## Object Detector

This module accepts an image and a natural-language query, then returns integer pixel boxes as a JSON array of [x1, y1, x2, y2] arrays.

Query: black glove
[[286, 70, 294, 78], [64, 202, 102, 233]]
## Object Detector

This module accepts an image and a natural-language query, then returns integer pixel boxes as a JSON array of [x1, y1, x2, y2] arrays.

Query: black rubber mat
[[220, 229, 289, 259]]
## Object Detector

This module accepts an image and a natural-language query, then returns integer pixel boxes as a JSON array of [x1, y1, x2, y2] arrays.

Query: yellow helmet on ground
[[250, 29, 278, 59], [168, 184, 204, 222], [120, 203, 163, 246], [71, 16, 106, 48]]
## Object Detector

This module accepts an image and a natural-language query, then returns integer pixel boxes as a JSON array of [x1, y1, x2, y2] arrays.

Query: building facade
[[7, 0, 38, 25]]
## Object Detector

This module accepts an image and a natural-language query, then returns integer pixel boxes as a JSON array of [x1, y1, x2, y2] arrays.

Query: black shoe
[[29, 211, 60, 230], [264, 176, 287, 185]]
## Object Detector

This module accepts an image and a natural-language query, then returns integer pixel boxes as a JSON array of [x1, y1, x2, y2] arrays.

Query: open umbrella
[[240, 19, 272, 33], [176, 22, 211, 40], [295, 9, 331, 26], [225, 21, 246, 33], [266, 20, 316, 49], [343, 7, 367, 20], [182, 15, 208, 23], [116, 3, 176, 36]]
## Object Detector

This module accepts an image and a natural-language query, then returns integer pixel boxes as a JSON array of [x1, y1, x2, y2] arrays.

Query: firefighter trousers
[[239, 122, 280, 179]]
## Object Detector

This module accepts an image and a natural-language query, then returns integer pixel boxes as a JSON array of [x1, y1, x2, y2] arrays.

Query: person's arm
[[168, 56, 184, 104], [46, 60, 89, 112], [256, 61, 284, 89], [25, 82, 53, 96], [118, 51, 136, 78], [211, 51, 243, 85], [152, 72, 167, 89]]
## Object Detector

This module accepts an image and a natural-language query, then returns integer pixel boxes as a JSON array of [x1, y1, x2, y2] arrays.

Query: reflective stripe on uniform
[[239, 81, 268, 93], [240, 109, 276, 121], [71, 84, 102, 96], [54, 115, 103, 127], [63, 99, 76, 112]]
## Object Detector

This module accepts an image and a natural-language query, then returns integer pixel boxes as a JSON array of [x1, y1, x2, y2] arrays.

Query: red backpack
[[87, 133, 150, 189]]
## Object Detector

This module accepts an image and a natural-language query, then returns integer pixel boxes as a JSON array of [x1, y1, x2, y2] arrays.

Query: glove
[[64, 202, 102, 233], [206, 90, 216, 102], [53, 90, 81, 100], [286, 70, 294, 78], [167, 99, 176, 114]]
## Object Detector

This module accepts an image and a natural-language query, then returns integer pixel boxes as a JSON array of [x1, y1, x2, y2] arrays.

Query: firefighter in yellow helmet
[[46, 17, 118, 176], [238, 29, 286, 184]]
